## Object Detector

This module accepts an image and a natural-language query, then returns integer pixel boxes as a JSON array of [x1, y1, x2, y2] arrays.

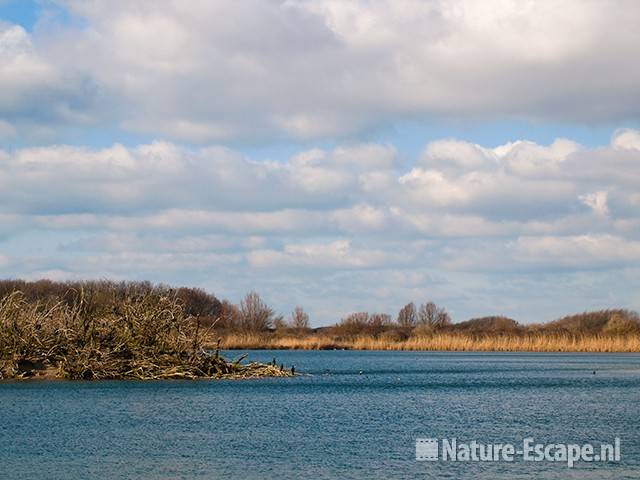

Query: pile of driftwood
[[0, 290, 292, 380]]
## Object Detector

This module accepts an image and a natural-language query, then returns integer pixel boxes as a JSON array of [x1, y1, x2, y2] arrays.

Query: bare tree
[[369, 313, 392, 336], [217, 299, 241, 330], [238, 292, 274, 331], [418, 301, 438, 327], [418, 301, 451, 329], [397, 302, 417, 328], [290, 306, 310, 330], [435, 309, 451, 328]]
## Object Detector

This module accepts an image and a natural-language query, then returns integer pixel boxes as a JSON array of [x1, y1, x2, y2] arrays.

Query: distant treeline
[[0, 278, 222, 319], [1, 279, 639, 339]]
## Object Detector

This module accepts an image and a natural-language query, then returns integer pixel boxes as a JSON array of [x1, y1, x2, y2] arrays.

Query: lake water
[[1, 351, 639, 479]]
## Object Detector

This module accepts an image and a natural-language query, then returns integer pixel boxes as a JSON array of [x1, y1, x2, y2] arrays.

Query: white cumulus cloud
[[2, 1, 640, 141]]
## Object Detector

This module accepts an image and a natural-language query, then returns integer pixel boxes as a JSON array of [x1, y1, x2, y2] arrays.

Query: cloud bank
[[2, 1, 639, 323], [2, 0, 640, 141], [1, 130, 639, 323]]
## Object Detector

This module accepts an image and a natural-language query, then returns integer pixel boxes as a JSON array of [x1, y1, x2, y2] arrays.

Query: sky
[[0, 0, 639, 325]]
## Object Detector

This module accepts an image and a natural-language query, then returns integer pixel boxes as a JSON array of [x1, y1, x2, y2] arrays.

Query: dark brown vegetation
[[539, 310, 640, 335], [0, 280, 290, 380]]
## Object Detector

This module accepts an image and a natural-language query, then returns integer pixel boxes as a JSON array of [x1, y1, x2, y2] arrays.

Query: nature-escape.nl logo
[[416, 437, 621, 468]]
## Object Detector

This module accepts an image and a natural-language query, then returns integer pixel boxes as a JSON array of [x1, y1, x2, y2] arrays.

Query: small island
[[0, 281, 292, 381]]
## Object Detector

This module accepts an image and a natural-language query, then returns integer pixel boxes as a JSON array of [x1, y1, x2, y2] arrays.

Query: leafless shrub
[[397, 302, 417, 328], [216, 300, 241, 330], [290, 306, 310, 330], [238, 292, 275, 331], [332, 312, 370, 337], [543, 309, 640, 335], [451, 316, 521, 335], [417, 301, 451, 329]]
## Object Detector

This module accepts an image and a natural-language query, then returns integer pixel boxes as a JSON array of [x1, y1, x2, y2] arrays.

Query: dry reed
[[215, 332, 640, 353], [0, 291, 292, 380]]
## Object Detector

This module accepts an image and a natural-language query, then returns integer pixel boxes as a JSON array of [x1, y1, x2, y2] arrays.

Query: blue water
[[1, 351, 639, 479]]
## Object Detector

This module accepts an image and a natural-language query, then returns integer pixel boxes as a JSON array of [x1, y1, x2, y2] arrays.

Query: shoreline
[[0, 361, 294, 381], [211, 333, 640, 353]]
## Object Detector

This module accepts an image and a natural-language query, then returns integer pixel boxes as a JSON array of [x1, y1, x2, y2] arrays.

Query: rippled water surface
[[1, 351, 639, 479]]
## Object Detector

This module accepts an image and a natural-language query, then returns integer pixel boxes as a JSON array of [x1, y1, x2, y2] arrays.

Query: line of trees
[[215, 292, 310, 332], [396, 301, 451, 329], [0, 280, 452, 335], [216, 293, 452, 335], [331, 301, 451, 337], [5, 279, 636, 337]]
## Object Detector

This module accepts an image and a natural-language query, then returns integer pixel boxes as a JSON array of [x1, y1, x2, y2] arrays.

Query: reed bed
[[216, 332, 640, 352], [0, 291, 291, 380]]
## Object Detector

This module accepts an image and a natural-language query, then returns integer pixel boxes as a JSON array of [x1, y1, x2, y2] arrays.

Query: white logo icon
[[416, 438, 438, 461]]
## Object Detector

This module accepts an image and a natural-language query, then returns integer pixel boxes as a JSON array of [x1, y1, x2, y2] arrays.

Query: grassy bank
[[214, 332, 640, 353]]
